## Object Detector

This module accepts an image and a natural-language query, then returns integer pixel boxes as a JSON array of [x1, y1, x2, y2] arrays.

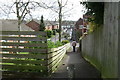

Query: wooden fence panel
[[47, 43, 70, 74], [1, 31, 71, 78], [1, 31, 48, 78]]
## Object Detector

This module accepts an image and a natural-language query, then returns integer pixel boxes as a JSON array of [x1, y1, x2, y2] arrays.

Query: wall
[[118, 2, 120, 78], [82, 2, 119, 78], [0, 20, 34, 31]]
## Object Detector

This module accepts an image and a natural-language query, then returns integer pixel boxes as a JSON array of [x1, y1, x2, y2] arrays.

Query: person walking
[[72, 40, 77, 52]]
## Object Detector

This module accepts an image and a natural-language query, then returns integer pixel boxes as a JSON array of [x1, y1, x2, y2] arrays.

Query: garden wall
[[82, 2, 120, 78]]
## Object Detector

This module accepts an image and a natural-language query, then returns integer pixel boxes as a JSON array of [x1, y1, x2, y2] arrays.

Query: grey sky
[[0, 0, 86, 21]]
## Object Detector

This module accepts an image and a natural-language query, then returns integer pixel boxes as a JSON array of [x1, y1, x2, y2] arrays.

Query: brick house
[[72, 18, 83, 41], [26, 20, 40, 31], [83, 14, 90, 29], [75, 18, 83, 29], [26, 20, 59, 31]]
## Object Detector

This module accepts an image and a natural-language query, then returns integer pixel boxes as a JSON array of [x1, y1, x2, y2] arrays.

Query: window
[[79, 25, 84, 29]]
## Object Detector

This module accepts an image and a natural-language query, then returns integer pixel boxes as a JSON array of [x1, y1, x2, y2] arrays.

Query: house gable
[[26, 20, 40, 31]]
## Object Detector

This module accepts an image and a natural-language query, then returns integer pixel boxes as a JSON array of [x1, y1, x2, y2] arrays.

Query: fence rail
[[0, 31, 70, 78]]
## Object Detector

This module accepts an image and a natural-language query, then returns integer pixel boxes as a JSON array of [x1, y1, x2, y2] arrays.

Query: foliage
[[62, 40, 69, 45], [39, 15, 45, 31], [45, 30, 53, 38], [55, 41, 63, 47], [47, 40, 63, 48], [47, 40, 56, 48], [63, 32, 70, 39], [52, 29, 56, 35], [80, 2, 104, 25], [76, 30, 82, 42], [55, 29, 60, 33], [88, 22, 96, 33]]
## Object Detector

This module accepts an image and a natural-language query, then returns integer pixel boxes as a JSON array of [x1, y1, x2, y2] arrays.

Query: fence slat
[[1, 64, 47, 71], [2, 53, 47, 59], [48, 50, 65, 73], [48, 49, 65, 64], [1, 37, 47, 41], [1, 59, 47, 65], [2, 71, 48, 78], [1, 42, 47, 47], [48, 48, 64, 58], [2, 48, 47, 53], [48, 45, 66, 53], [2, 31, 46, 36]]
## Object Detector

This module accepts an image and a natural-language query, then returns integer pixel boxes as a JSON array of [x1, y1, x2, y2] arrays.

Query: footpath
[[50, 43, 102, 79]]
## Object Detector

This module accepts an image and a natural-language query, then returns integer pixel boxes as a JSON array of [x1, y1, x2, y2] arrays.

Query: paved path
[[50, 43, 101, 79]]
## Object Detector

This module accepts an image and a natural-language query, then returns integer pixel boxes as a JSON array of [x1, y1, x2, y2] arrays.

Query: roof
[[75, 18, 83, 28], [26, 20, 40, 31], [0, 19, 33, 31]]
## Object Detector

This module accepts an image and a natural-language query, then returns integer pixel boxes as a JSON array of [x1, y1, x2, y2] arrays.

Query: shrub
[[28, 41, 43, 54], [45, 30, 53, 38], [63, 32, 70, 39], [47, 41, 63, 48], [55, 29, 60, 33], [39, 15, 45, 31], [47, 40, 56, 48], [55, 41, 63, 47], [52, 30, 56, 35], [62, 40, 69, 45]]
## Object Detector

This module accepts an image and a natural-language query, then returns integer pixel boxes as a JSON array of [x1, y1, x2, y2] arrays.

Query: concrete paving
[[50, 43, 102, 79]]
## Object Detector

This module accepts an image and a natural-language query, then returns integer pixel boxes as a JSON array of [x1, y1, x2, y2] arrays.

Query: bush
[[55, 41, 63, 47], [62, 40, 69, 45], [47, 40, 56, 48], [47, 41, 63, 48], [63, 32, 70, 39], [52, 30, 56, 35], [55, 29, 60, 33], [45, 30, 53, 38]]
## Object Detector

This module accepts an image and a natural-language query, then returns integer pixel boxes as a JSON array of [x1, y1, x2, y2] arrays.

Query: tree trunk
[[59, 13, 62, 42], [58, 0, 62, 42]]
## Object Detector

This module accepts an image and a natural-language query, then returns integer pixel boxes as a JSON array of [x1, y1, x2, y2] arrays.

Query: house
[[72, 18, 83, 41], [45, 21, 59, 30], [0, 19, 33, 31], [26, 20, 59, 31], [26, 20, 40, 31], [83, 14, 91, 29], [75, 18, 83, 30], [61, 21, 76, 30]]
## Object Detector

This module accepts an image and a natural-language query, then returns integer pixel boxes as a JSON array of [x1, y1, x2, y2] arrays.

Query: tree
[[58, 0, 62, 41], [80, 2, 104, 25], [40, 0, 72, 42], [39, 15, 45, 31], [0, 0, 48, 31], [15, 0, 30, 31]]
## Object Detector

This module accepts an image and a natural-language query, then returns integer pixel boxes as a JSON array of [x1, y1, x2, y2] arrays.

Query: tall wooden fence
[[0, 31, 70, 78]]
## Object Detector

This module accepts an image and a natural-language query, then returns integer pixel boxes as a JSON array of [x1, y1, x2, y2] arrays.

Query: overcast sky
[[0, 0, 86, 21]]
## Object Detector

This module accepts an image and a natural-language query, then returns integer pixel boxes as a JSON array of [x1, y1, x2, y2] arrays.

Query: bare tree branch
[[62, 0, 68, 7], [20, 1, 29, 20]]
